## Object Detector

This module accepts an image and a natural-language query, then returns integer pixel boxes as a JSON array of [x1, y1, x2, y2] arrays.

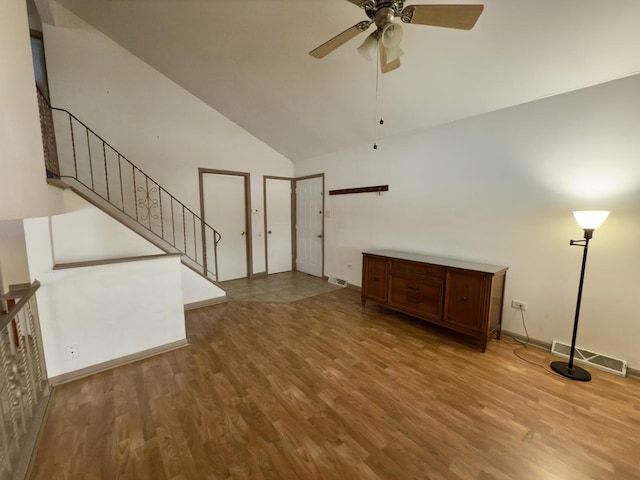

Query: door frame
[[263, 176, 294, 275], [198, 168, 253, 280], [293, 173, 325, 278]]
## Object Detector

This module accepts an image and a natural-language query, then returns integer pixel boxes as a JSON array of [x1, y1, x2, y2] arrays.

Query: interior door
[[295, 176, 323, 277], [201, 171, 249, 282], [265, 177, 292, 274]]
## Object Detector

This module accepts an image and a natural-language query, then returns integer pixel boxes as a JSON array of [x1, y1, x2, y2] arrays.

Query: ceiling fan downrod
[[370, 0, 404, 28]]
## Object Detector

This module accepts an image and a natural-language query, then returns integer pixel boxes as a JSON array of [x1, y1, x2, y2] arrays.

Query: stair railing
[[0, 282, 48, 480], [37, 89, 220, 282]]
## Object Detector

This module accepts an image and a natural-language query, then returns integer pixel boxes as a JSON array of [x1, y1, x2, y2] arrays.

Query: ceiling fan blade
[[380, 44, 401, 74], [401, 4, 484, 30], [309, 21, 371, 58]]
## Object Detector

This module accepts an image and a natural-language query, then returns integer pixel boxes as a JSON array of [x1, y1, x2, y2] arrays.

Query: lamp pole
[[550, 211, 608, 382], [550, 230, 592, 381]]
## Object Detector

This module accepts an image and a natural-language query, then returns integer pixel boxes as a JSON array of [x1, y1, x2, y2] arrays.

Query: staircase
[[37, 89, 221, 283]]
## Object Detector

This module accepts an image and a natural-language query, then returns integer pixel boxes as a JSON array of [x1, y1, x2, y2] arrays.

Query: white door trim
[[199, 168, 252, 280]]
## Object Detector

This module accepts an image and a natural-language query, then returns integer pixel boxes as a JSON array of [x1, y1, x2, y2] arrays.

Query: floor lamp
[[550, 210, 609, 382]]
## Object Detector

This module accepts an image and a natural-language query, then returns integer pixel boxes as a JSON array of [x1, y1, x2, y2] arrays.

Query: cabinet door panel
[[363, 256, 388, 303], [444, 271, 485, 330]]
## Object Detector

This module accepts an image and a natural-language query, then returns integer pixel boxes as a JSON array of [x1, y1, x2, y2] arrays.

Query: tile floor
[[219, 271, 344, 303]]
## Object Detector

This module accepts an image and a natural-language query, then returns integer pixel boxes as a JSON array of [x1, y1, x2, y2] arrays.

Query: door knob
[[268, 230, 272, 234], [317, 234, 322, 238], [240, 231, 246, 236]]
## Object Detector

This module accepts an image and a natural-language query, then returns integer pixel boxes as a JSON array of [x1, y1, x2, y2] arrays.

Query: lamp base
[[550, 361, 591, 381]]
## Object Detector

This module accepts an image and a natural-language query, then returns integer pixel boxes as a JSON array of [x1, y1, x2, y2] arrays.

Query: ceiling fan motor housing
[[363, 0, 405, 27]]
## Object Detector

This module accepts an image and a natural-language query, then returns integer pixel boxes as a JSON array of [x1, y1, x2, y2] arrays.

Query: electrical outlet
[[511, 300, 527, 311], [65, 344, 79, 360]]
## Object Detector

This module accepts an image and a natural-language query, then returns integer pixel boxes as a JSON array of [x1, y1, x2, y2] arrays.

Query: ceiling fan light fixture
[[381, 23, 403, 49], [385, 45, 404, 62], [311, 2, 485, 70], [357, 33, 378, 61]]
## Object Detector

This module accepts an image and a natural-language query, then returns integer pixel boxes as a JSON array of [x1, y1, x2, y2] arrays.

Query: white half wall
[[295, 74, 640, 369], [0, 1, 63, 221], [42, 4, 294, 274], [23, 216, 187, 378]]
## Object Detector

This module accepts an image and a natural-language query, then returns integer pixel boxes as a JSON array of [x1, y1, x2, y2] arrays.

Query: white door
[[266, 178, 292, 274], [202, 173, 248, 281], [295, 176, 323, 277]]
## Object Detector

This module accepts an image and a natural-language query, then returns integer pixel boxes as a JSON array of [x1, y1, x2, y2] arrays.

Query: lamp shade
[[357, 33, 378, 61], [573, 210, 609, 230], [380, 24, 404, 62], [381, 23, 403, 49]]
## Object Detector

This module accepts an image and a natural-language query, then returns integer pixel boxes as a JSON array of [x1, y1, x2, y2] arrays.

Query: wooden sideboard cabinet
[[361, 250, 508, 352]]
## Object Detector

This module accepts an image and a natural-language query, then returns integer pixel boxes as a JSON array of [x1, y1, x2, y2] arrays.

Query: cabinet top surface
[[363, 250, 508, 274]]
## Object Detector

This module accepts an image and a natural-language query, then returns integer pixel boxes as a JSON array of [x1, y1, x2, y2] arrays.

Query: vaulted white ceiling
[[54, 0, 640, 162]]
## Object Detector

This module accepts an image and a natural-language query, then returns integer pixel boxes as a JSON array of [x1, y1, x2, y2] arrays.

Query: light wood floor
[[29, 289, 640, 479]]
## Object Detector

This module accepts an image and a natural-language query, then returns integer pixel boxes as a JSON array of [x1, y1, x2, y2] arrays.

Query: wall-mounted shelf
[[329, 185, 388, 196]]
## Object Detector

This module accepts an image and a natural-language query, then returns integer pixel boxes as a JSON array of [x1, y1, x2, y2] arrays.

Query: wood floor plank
[[29, 288, 640, 479]]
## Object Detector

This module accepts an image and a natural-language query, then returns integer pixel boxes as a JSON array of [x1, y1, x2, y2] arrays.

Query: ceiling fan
[[309, 1, 484, 73]]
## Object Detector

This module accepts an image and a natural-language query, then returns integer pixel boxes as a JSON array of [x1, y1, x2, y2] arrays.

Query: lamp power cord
[[506, 309, 555, 375]]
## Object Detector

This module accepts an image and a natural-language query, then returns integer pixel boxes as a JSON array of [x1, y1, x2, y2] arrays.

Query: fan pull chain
[[379, 61, 385, 127], [373, 44, 384, 150]]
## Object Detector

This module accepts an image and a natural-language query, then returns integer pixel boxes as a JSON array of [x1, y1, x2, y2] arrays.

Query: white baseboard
[[184, 295, 227, 311], [48, 338, 189, 386]]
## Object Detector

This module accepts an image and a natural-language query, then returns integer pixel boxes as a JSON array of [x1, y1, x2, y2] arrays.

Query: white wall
[[52, 190, 162, 263], [0, 1, 63, 221], [23, 216, 187, 378], [51, 190, 225, 303], [295, 74, 640, 369], [42, 4, 294, 275], [0, 220, 31, 299]]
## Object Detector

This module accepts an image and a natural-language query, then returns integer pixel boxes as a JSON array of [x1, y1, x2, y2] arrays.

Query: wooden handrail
[[0, 280, 41, 331]]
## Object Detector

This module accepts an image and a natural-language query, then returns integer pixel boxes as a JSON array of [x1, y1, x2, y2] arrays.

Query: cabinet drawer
[[390, 261, 445, 282], [389, 276, 443, 318]]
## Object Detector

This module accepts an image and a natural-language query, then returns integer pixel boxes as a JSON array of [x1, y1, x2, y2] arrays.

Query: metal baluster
[[103, 142, 110, 201], [86, 129, 94, 190], [171, 197, 176, 247], [214, 230, 220, 281], [133, 166, 139, 221], [159, 185, 164, 240], [192, 211, 198, 263], [182, 206, 187, 256], [145, 176, 151, 229], [118, 153, 124, 212], [69, 115, 78, 180], [202, 224, 208, 277]]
